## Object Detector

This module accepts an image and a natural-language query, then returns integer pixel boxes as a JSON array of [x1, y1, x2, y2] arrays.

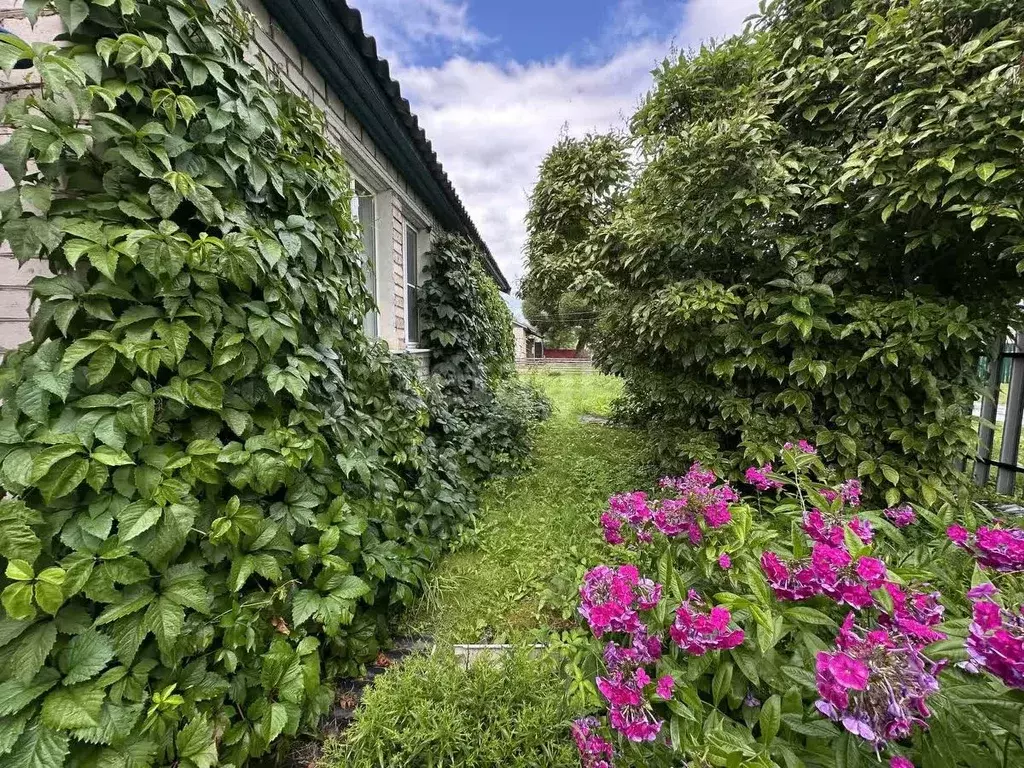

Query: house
[[0, 0, 509, 371], [512, 318, 543, 360]]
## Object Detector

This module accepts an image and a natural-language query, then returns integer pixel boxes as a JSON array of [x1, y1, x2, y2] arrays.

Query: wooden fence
[[972, 332, 1024, 494]]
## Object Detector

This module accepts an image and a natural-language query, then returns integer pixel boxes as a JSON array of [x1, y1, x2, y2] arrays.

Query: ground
[[403, 371, 648, 644]]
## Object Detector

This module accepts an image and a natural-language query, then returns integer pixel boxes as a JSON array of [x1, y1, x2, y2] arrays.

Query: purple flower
[[669, 593, 745, 655], [949, 524, 1024, 573], [602, 491, 655, 546], [745, 463, 783, 492], [849, 517, 873, 544], [655, 675, 674, 700], [890, 758, 914, 768], [652, 463, 737, 541], [840, 479, 862, 507], [784, 440, 817, 454], [964, 594, 1024, 689], [718, 553, 732, 570], [803, 508, 845, 546], [571, 718, 615, 768], [816, 615, 943, 747], [579, 565, 662, 637], [884, 504, 916, 528]]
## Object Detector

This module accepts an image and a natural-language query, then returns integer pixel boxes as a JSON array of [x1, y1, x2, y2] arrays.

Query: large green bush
[[0, 3, 518, 767], [528, 0, 1024, 504]]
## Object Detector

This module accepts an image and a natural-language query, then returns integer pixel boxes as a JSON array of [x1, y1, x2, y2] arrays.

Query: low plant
[[569, 443, 1024, 768], [322, 648, 583, 768]]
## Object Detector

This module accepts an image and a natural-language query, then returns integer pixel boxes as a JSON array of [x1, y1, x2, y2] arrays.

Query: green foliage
[[521, 133, 629, 350], [322, 648, 583, 768], [529, 0, 1024, 503], [421, 234, 549, 479], [404, 373, 645, 645], [0, 2, 500, 767]]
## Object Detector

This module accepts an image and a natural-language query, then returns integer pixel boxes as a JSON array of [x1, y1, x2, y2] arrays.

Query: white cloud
[[354, 0, 491, 62], [359, 0, 761, 296]]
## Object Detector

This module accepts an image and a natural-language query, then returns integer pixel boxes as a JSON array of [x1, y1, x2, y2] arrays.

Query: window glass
[[405, 226, 419, 344], [354, 183, 377, 337]]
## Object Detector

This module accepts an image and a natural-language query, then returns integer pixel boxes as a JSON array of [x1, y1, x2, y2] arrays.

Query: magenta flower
[[579, 565, 662, 637], [655, 675, 674, 700], [602, 491, 655, 546], [964, 592, 1024, 690], [840, 479, 862, 507], [596, 658, 665, 743], [670, 592, 745, 655], [571, 718, 615, 768], [884, 504, 916, 528], [816, 615, 943, 747], [890, 757, 914, 768], [803, 508, 845, 547], [762, 545, 889, 610], [745, 463, 783, 491], [949, 524, 1024, 573], [849, 517, 873, 544], [879, 583, 946, 647], [652, 463, 738, 542], [854, 557, 887, 584], [784, 440, 817, 454], [718, 553, 732, 570]]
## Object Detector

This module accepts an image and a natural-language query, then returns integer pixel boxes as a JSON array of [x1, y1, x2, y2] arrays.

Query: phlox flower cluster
[[878, 582, 946, 648], [839, 479, 862, 507], [761, 544, 889, 609], [601, 491, 655, 546], [816, 615, 943, 747], [744, 462, 783, 492], [964, 585, 1024, 690], [669, 590, 745, 655], [948, 524, 1024, 573], [803, 509, 872, 547], [654, 463, 738, 542], [571, 717, 615, 768], [579, 564, 662, 637], [784, 440, 818, 454], [884, 504, 916, 528], [596, 639, 675, 743]]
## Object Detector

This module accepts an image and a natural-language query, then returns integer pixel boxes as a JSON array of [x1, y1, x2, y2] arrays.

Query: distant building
[[512, 319, 543, 360]]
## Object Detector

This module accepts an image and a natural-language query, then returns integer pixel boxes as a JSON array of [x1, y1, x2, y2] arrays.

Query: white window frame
[[352, 179, 378, 338]]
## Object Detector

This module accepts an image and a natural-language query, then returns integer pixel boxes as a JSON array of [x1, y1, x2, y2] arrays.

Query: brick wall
[[0, 0, 437, 358]]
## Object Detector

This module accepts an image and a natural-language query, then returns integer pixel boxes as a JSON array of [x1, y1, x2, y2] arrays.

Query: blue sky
[[354, 0, 761, 298]]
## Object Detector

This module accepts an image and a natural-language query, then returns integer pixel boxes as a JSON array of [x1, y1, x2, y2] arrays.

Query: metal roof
[[262, 0, 510, 292]]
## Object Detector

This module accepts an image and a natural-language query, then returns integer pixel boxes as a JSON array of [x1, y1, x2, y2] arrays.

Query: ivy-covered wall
[[0, 3, 529, 767]]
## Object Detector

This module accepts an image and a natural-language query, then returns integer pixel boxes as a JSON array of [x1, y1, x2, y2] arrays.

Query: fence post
[[996, 331, 1024, 495], [974, 337, 1004, 485]]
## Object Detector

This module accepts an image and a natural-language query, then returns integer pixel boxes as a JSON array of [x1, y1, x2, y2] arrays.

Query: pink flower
[[949, 525, 1024, 573], [840, 479, 862, 507], [718, 553, 732, 570], [603, 492, 655, 546], [890, 757, 914, 768], [947, 525, 969, 546], [854, 557, 887, 586], [816, 617, 943, 747], [849, 517, 873, 544], [804, 508, 844, 546], [579, 565, 662, 637], [572, 718, 615, 768], [784, 440, 817, 454], [670, 593, 745, 655], [826, 652, 870, 690], [965, 595, 1024, 689], [655, 675, 674, 700], [745, 463, 783, 492], [884, 504, 916, 528], [652, 463, 737, 541]]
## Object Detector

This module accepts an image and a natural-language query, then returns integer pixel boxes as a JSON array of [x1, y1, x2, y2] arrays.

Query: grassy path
[[403, 372, 648, 645]]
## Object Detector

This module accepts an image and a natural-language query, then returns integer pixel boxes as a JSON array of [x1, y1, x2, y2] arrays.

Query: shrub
[[568, 443, 1024, 767], [527, 0, 1024, 504], [322, 648, 583, 768], [0, 3, 517, 767]]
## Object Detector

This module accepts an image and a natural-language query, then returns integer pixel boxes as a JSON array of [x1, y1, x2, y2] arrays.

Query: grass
[[402, 372, 649, 644]]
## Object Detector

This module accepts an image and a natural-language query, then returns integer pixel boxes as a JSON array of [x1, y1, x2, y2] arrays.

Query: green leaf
[[37, 457, 89, 502], [0, 712, 30, 758], [30, 446, 83, 484], [0, 723, 69, 768], [331, 575, 370, 600], [117, 503, 161, 542], [61, 630, 115, 685], [144, 597, 183, 658], [880, 464, 900, 486], [1, 584, 35, 622], [175, 717, 217, 768], [759, 694, 781, 745], [41, 684, 104, 730], [0, 670, 60, 717], [977, 162, 996, 182], [5, 561, 34, 582], [7, 622, 57, 683]]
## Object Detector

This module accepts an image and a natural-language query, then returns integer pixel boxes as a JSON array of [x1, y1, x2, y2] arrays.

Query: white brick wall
[[0, 0, 438, 357]]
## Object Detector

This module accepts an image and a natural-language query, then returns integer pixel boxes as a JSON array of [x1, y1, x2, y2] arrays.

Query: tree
[[529, 0, 1024, 502], [521, 133, 629, 352]]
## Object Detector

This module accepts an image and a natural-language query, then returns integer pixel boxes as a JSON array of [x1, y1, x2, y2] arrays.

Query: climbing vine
[[0, 2, 508, 767]]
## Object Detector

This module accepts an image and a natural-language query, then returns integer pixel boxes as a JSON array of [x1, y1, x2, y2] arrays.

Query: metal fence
[[972, 332, 1024, 494]]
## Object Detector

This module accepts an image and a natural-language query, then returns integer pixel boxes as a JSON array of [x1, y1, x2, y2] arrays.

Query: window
[[405, 225, 420, 345], [352, 183, 377, 337]]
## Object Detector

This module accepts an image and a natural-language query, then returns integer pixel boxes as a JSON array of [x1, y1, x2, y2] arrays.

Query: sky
[[353, 0, 762, 301]]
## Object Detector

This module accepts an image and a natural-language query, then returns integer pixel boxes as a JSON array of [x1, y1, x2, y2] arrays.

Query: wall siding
[[0, 0, 437, 361]]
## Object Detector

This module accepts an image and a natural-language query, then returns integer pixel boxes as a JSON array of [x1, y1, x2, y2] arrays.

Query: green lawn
[[401, 372, 648, 644]]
